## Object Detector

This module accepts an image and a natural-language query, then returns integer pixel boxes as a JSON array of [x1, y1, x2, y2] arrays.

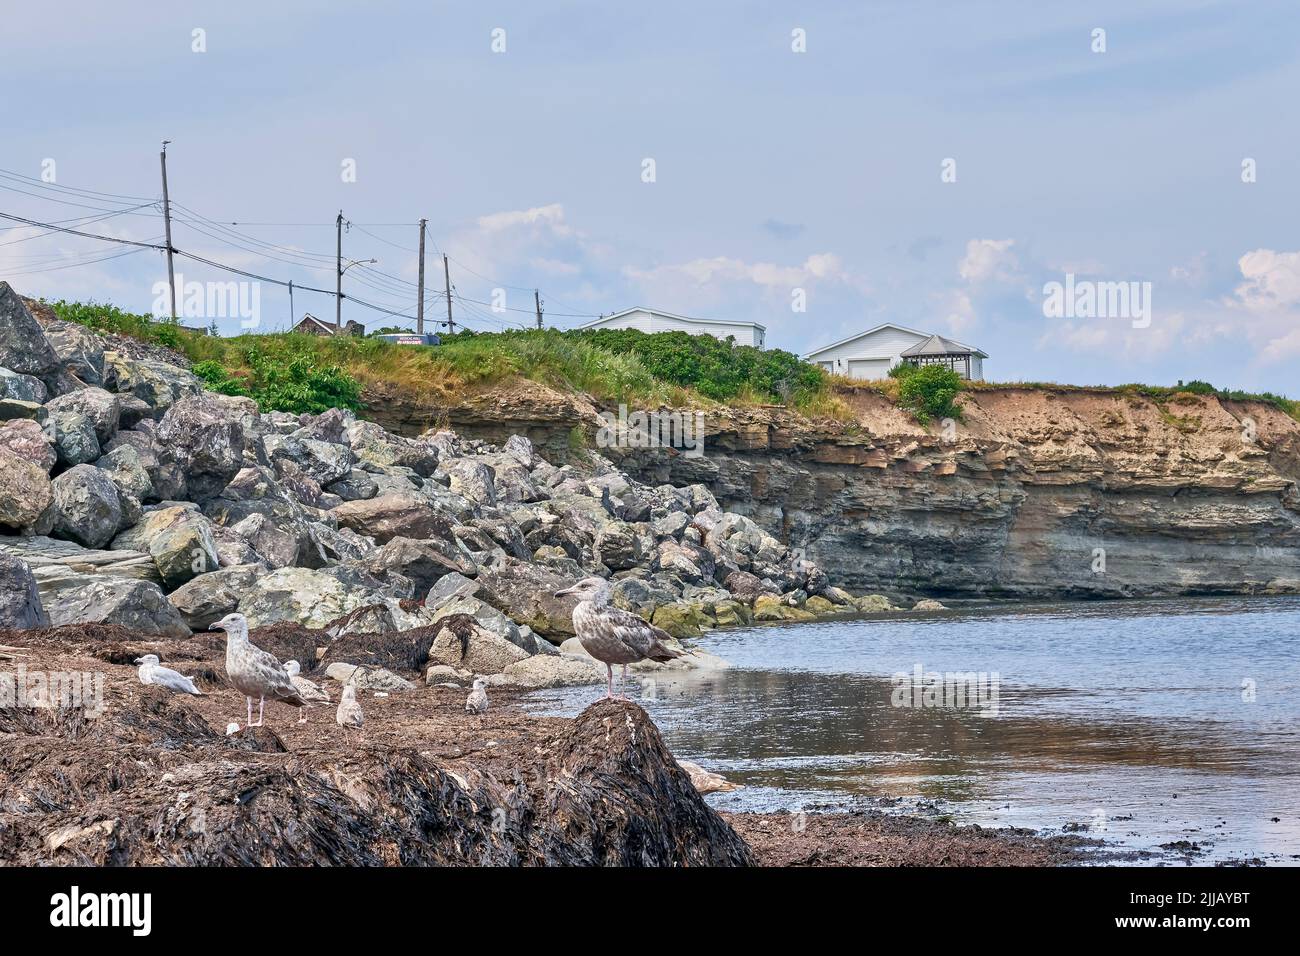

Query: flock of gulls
[[133, 575, 690, 731]]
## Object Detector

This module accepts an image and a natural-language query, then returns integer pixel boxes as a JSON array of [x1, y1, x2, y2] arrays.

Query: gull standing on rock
[[285, 660, 331, 724], [210, 612, 305, 727], [134, 654, 204, 696], [465, 677, 489, 714], [555, 577, 685, 699], [336, 682, 364, 729]]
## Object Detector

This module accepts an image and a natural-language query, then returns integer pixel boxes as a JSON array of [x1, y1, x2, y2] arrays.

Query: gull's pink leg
[[605, 663, 614, 699], [620, 664, 629, 699], [257, 697, 265, 727], [246, 696, 253, 727]]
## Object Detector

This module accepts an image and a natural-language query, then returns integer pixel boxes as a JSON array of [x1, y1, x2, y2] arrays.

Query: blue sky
[[3, 0, 1298, 392]]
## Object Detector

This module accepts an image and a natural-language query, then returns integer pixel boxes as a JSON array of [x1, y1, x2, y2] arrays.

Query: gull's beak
[[209, 622, 225, 631], [133, 657, 144, 665], [554, 586, 577, 597]]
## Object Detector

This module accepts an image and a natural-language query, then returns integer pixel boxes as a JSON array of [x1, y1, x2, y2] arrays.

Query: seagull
[[336, 682, 364, 729], [555, 577, 685, 699], [465, 677, 489, 714], [134, 654, 204, 696], [210, 612, 305, 728], [284, 660, 331, 724]]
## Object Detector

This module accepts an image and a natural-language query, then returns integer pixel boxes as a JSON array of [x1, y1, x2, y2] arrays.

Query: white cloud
[[958, 238, 1019, 283], [476, 203, 570, 235], [623, 252, 850, 290], [1232, 249, 1300, 312]]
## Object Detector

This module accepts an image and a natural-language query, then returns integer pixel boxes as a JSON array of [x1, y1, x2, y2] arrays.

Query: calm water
[[526, 596, 1300, 865]]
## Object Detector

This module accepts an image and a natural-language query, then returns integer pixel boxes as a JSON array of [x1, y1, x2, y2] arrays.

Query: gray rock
[[0, 398, 45, 421], [503, 434, 535, 467], [0, 553, 49, 628], [426, 571, 479, 603], [324, 662, 415, 692], [166, 563, 264, 630], [42, 319, 106, 386], [499, 654, 605, 689], [237, 566, 374, 628], [652, 511, 690, 538], [325, 469, 378, 501], [443, 458, 497, 506], [49, 409, 101, 466], [0, 284, 61, 383], [94, 444, 154, 502], [46, 575, 190, 637], [355, 535, 476, 593], [103, 352, 202, 414], [157, 393, 244, 500], [345, 420, 439, 476], [230, 512, 301, 569], [266, 433, 356, 486], [45, 385, 120, 444], [428, 621, 530, 674], [293, 407, 353, 444], [422, 592, 529, 651], [51, 464, 122, 548], [0, 447, 54, 532], [332, 494, 456, 545], [0, 366, 48, 403], [596, 522, 645, 571], [103, 429, 186, 501], [111, 505, 220, 589], [474, 559, 580, 638]]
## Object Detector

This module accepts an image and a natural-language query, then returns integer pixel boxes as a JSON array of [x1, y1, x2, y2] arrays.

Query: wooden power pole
[[416, 219, 427, 336], [534, 289, 543, 329], [443, 254, 454, 334], [335, 210, 344, 331], [159, 142, 177, 322]]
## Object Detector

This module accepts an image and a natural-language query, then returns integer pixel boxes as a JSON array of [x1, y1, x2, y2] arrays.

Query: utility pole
[[416, 219, 427, 336], [288, 280, 294, 329], [159, 141, 177, 322], [534, 289, 543, 329], [443, 253, 454, 334], [335, 210, 344, 331]]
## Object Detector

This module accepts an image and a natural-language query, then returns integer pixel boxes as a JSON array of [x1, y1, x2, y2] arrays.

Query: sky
[[2, 0, 1299, 392]]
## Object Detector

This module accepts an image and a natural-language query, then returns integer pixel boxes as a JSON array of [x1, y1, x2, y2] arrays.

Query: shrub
[[895, 364, 964, 424]]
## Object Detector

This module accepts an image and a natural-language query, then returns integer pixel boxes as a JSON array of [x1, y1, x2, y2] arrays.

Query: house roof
[[802, 322, 931, 359], [294, 313, 334, 333], [900, 333, 988, 359], [576, 307, 766, 332]]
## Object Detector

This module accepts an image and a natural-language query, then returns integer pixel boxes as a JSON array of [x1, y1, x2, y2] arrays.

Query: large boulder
[[442, 458, 497, 506], [427, 620, 530, 674], [0, 448, 54, 532], [46, 576, 190, 637], [595, 522, 645, 571], [332, 494, 456, 545], [0, 367, 48, 403], [111, 505, 220, 589], [93, 444, 154, 502], [345, 420, 439, 476], [325, 469, 378, 501], [266, 434, 355, 486], [0, 553, 49, 628], [103, 429, 186, 501], [474, 560, 580, 638], [45, 387, 120, 444], [499, 654, 604, 689], [103, 352, 203, 414], [41, 319, 106, 386], [0, 283, 61, 383], [48, 408, 101, 466], [0, 419, 56, 473], [355, 535, 475, 593], [237, 567, 374, 628], [166, 563, 265, 630], [50, 464, 122, 549], [157, 394, 244, 500]]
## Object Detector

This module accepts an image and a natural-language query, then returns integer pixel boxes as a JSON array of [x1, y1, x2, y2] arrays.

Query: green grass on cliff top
[[44, 300, 844, 416]]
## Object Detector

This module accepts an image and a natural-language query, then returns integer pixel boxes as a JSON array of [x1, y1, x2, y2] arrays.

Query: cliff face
[[434, 383, 1300, 599]]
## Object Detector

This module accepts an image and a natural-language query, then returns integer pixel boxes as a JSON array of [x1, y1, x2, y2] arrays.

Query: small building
[[576, 307, 766, 349], [803, 323, 987, 381], [293, 313, 364, 337]]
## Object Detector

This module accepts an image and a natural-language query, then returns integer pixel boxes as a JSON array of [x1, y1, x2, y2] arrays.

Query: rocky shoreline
[[0, 622, 1083, 867], [0, 282, 922, 690]]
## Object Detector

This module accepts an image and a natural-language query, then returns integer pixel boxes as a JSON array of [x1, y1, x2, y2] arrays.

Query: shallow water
[[525, 596, 1300, 865]]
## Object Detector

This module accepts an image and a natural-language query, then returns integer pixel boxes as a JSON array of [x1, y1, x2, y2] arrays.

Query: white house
[[576, 307, 766, 348], [803, 323, 987, 381]]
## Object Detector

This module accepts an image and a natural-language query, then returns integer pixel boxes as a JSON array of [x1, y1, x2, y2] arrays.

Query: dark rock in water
[[0, 283, 61, 384], [0, 553, 48, 628]]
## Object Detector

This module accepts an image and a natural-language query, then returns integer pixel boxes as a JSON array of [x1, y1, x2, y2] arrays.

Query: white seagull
[[284, 660, 331, 724], [210, 612, 306, 727], [336, 682, 364, 729], [465, 677, 489, 714], [555, 577, 685, 699], [134, 654, 204, 696]]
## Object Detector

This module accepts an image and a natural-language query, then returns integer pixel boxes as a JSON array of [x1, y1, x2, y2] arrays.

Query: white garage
[[804, 323, 988, 381]]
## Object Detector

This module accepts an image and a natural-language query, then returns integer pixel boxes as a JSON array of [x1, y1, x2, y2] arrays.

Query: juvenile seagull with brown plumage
[[210, 612, 306, 727], [555, 577, 685, 699]]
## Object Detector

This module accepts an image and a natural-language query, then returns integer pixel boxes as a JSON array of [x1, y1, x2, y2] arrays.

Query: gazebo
[[899, 334, 988, 380]]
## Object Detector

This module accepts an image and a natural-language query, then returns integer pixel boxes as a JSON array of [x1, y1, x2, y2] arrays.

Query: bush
[[895, 364, 964, 424], [191, 360, 251, 398]]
